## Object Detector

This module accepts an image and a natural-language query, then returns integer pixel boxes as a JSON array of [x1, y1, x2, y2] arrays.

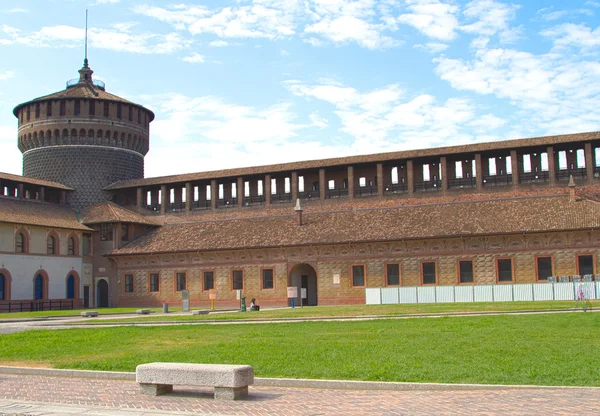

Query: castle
[[1, 58, 599, 310]]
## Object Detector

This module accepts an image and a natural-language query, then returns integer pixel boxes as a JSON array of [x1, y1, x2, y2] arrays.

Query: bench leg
[[139, 383, 173, 396], [214, 386, 248, 400]]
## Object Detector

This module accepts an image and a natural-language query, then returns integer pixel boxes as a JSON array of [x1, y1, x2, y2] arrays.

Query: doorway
[[97, 280, 109, 307], [288, 263, 318, 306], [83, 286, 90, 308]]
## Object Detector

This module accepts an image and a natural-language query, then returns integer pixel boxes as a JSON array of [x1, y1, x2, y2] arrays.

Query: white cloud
[[309, 113, 328, 128], [0, 125, 20, 175], [461, 0, 520, 38], [0, 71, 14, 80], [209, 40, 230, 47], [305, 15, 398, 49], [541, 23, 600, 49], [92, 0, 120, 5], [6, 8, 28, 13], [467, 114, 506, 130], [415, 42, 448, 53], [182, 52, 205, 63], [397, 0, 460, 41]]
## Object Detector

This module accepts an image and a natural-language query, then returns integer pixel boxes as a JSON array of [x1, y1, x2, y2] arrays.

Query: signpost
[[181, 289, 190, 312], [287, 286, 298, 308]]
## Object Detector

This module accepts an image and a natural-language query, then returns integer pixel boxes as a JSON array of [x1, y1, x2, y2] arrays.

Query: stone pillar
[[347, 166, 354, 199], [547, 146, 556, 185], [440, 157, 448, 192], [407, 160, 415, 194], [211, 180, 217, 210], [585, 142, 594, 184], [17, 184, 24, 199], [291, 171, 298, 201], [136, 187, 144, 208], [376, 163, 384, 197], [265, 175, 271, 207], [237, 177, 244, 208], [113, 224, 121, 250], [185, 182, 192, 212], [160, 184, 167, 214], [39, 186, 45, 202], [510, 150, 519, 186], [474, 154, 483, 190], [319, 168, 326, 200]]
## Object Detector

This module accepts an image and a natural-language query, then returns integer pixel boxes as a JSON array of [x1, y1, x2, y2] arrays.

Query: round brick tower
[[13, 59, 154, 210]]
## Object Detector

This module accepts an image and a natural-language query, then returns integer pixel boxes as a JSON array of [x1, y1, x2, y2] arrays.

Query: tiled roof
[[13, 81, 155, 121], [80, 201, 161, 226], [110, 194, 600, 256], [0, 197, 92, 231], [104, 131, 600, 190], [0, 172, 73, 191]]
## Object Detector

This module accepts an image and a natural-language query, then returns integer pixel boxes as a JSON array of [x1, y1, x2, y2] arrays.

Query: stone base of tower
[[23, 146, 144, 210]]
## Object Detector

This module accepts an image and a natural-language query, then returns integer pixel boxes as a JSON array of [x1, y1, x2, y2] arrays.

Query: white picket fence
[[365, 282, 600, 305]]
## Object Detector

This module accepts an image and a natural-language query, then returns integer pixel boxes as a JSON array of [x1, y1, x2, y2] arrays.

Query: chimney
[[295, 198, 303, 226], [568, 175, 576, 202]]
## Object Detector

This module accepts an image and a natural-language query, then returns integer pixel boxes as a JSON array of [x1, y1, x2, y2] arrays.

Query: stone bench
[[136, 309, 151, 315], [80, 311, 98, 317], [136, 363, 254, 400]]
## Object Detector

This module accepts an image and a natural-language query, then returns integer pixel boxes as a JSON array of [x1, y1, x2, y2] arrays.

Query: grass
[[0, 313, 599, 386], [68, 300, 600, 324], [0, 307, 182, 319]]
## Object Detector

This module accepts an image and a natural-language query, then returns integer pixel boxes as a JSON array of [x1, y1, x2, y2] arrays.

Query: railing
[[216, 198, 237, 208], [298, 191, 320, 201], [66, 79, 106, 89], [384, 183, 408, 194], [192, 200, 211, 210], [0, 299, 74, 313], [448, 177, 476, 189], [483, 174, 512, 187], [357, 186, 378, 197], [327, 188, 349, 199], [556, 168, 586, 181], [243, 195, 265, 206], [519, 171, 549, 183], [146, 203, 161, 213], [168, 202, 185, 212], [271, 193, 292, 203], [415, 180, 442, 192]]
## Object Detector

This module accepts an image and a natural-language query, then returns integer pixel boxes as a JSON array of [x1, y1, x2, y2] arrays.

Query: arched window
[[16, 232, 25, 253], [66, 275, 75, 299], [67, 236, 78, 255], [47, 235, 56, 254], [34, 274, 44, 300], [0, 273, 5, 301]]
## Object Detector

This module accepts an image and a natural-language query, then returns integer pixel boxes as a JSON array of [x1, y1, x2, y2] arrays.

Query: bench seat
[[136, 362, 254, 400]]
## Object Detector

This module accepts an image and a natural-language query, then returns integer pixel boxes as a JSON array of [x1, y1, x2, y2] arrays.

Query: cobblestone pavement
[[1, 374, 599, 416]]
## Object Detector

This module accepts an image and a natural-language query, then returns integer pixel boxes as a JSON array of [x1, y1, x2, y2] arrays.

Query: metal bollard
[[163, 302, 168, 313]]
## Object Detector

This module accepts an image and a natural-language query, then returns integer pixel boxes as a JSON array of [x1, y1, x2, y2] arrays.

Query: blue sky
[[0, 0, 599, 178]]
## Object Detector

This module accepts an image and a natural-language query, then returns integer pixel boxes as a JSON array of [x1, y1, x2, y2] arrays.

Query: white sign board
[[287, 286, 298, 298], [333, 273, 340, 285], [301, 288, 307, 299], [209, 290, 216, 300], [236, 289, 242, 300]]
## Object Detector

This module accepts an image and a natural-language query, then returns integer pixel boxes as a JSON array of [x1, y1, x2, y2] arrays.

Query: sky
[[0, 0, 599, 179]]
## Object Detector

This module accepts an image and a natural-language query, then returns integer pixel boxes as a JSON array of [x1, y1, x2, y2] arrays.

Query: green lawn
[[1, 313, 598, 386], [0, 307, 182, 319]]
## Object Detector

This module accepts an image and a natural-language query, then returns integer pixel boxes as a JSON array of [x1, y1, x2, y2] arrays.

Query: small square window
[[149, 273, 160, 292], [386, 264, 400, 286], [352, 265, 365, 287], [262, 269, 274, 289], [203, 271, 214, 291], [459, 260, 474, 283], [422, 262, 436, 285], [497, 258, 513, 282], [536, 257, 553, 281], [176, 272, 186, 291], [125, 275, 134, 293]]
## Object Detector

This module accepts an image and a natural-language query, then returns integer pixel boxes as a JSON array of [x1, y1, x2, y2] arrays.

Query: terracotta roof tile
[[81, 201, 161, 226], [105, 131, 600, 190], [111, 194, 600, 256], [0, 197, 92, 231], [0, 172, 73, 191]]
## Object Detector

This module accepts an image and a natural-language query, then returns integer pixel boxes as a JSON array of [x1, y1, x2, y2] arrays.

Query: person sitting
[[249, 298, 260, 311]]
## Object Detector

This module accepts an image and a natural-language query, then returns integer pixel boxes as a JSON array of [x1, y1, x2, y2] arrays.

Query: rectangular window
[[121, 224, 129, 241], [386, 263, 400, 286], [536, 257, 553, 281], [117, 103, 122, 119], [262, 269, 274, 289], [421, 262, 436, 285], [82, 233, 92, 256], [89, 100, 95, 116], [35, 103, 40, 118], [104, 102, 109, 117], [97, 224, 113, 241], [74, 100, 80, 116], [149, 273, 160, 292], [176, 272, 186, 291], [125, 275, 134, 293], [60, 101, 66, 116], [46, 102, 52, 117], [497, 258, 513, 282], [352, 265, 365, 287], [203, 271, 214, 291], [459, 260, 474, 283], [577, 255, 594, 276], [232, 270, 243, 290]]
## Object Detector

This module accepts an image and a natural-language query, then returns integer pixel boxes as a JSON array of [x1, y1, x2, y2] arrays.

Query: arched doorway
[[288, 263, 318, 306], [97, 279, 109, 307]]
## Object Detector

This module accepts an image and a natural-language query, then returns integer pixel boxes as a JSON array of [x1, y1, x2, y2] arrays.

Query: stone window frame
[[123, 274, 134, 293], [495, 257, 514, 284], [0, 268, 12, 301], [384, 262, 401, 287], [66, 233, 80, 256], [14, 227, 30, 254], [46, 231, 60, 255], [148, 272, 160, 293], [202, 270, 215, 292], [576, 253, 596, 277], [420, 260, 438, 286], [174, 271, 187, 292], [231, 269, 244, 291], [350, 264, 367, 288], [457, 259, 476, 285], [535, 255, 554, 282], [261, 267, 275, 291]]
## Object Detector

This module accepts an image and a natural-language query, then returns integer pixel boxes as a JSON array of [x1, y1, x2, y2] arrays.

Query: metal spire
[[84, 9, 89, 68]]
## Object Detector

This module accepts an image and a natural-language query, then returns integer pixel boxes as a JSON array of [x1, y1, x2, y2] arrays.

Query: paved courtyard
[[0, 373, 599, 416]]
